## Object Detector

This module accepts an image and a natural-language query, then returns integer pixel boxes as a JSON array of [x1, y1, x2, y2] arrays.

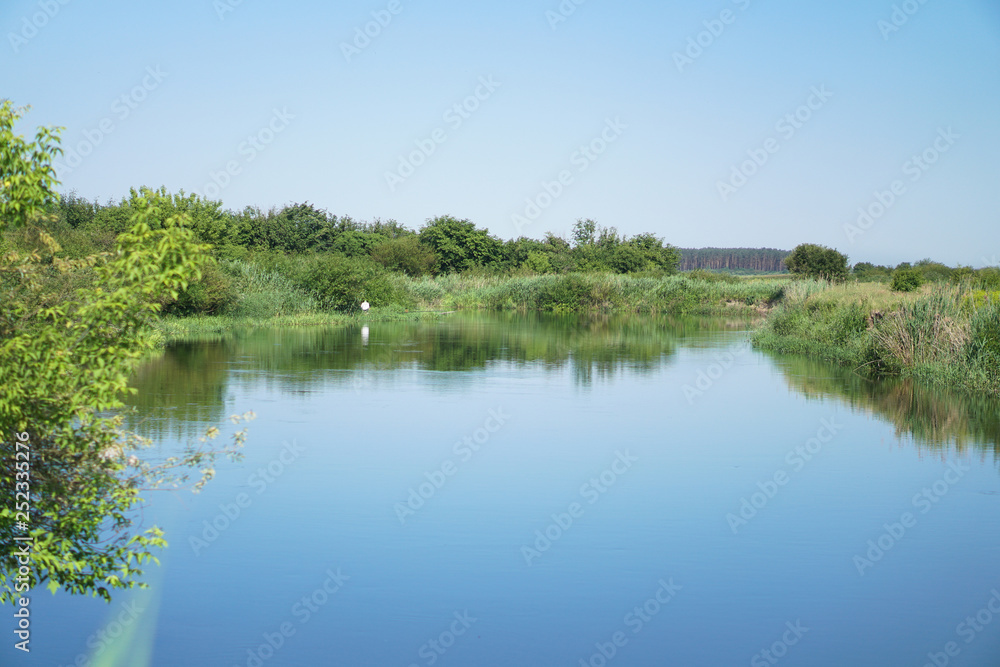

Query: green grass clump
[[753, 280, 999, 395]]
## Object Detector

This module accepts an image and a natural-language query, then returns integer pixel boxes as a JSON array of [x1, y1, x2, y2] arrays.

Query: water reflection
[[128, 313, 1000, 459], [767, 352, 1000, 460]]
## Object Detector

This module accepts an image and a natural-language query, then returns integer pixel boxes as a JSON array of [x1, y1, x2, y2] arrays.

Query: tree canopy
[[784, 243, 849, 281]]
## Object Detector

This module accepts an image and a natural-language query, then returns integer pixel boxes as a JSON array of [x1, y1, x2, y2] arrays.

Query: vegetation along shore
[[7, 184, 999, 396]]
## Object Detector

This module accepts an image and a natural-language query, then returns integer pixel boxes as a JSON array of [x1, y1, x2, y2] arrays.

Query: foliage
[[160, 259, 236, 316], [419, 215, 503, 273], [0, 101, 63, 231], [1, 102, 249, 603], [891, 267, 924, 292], [296, 254, 402, 311], [753, 280, 999, 396], [784, 243, 849, 281], [370, 235, 437, 276], [568, 220, 680, 274]]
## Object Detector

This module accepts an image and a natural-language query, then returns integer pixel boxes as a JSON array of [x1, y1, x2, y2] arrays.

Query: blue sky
[[2, 0, 998, 266]]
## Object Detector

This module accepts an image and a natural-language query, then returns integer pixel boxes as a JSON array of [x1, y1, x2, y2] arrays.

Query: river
[[9, 313, 1000, 666]]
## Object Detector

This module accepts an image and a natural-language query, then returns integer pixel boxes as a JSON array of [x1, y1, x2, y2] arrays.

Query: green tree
[[890, 267, 924, 292], [418, 215, 502, 273], [784, 243, 849, 280], [1, 101, 248, 603]]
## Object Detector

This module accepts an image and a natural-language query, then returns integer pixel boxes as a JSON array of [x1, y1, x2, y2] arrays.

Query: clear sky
[[2, 0, 998, 266]]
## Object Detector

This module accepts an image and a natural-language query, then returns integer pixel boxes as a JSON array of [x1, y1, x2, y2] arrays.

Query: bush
[[891, 268, 924, 292], [524, 251, 553, 274], [161, 260, 236, 315], [297, 255, 401, 311], [785, 243, 848, 280], [536, 274, 599, 312], [370, 235, 436, 276]]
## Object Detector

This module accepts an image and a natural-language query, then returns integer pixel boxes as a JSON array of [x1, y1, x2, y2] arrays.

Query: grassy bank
[[142, 258, 999, 398], [150, 271, 786, 344], [752, 281, 1000, 396], [395, 271, 789, 315]]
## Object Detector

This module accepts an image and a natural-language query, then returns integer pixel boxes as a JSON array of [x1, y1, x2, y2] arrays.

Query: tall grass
[[217, 258, 318, 318], [398, 272, 790, 314], [753, 280, 1000, 395]]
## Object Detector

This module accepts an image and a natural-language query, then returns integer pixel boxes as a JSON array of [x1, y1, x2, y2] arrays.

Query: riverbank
[[751, 281, 1000, 396], [396, 272, 788, 315], [151, 272, 789, 345], [151, 271, 999, 397]]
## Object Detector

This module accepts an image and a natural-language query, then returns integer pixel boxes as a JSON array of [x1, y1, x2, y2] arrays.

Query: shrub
[[891, 268, 924, 292], [524, 251, 553, 274], [370, 235, 437, 276], [161, 260, 236, 315], [297, 255, 401, 311], [536, 274, 598, 312], [785, 243, 849, 280]]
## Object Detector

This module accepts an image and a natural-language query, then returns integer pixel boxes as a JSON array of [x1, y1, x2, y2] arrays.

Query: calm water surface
[[9, 313, 1000, 666]]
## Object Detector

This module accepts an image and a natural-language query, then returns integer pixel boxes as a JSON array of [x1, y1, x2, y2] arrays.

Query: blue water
[[7, 314, 1000, 666]]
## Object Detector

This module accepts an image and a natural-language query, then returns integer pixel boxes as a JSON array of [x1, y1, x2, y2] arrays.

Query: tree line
[[54, 188, 681, 277], [679, 247, 789, 273]]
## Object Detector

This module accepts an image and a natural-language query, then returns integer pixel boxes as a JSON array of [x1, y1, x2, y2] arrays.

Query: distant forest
[[679, 247, 790, 273]]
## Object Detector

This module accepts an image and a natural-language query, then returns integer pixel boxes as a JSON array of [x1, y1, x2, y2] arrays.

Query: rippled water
[[10, 313, 1000, 666]]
